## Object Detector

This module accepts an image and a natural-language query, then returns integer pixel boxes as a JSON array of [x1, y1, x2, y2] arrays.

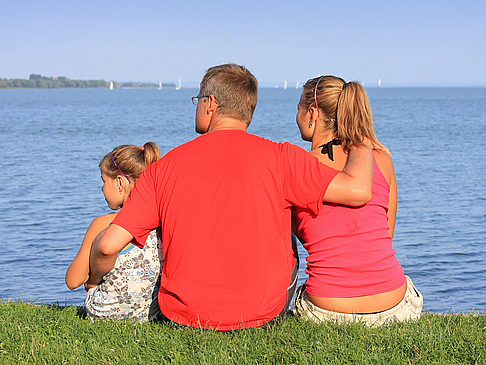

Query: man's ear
[[207, 94, 218, 114]]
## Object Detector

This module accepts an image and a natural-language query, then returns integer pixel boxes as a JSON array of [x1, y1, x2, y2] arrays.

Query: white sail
[[109, 81, 114, 90], [158, 81, 162, 90], [378, 78, 382, 88], [283, 80, 287, 89], [296, 81, 300, 89], [176, 78, 182, 90]]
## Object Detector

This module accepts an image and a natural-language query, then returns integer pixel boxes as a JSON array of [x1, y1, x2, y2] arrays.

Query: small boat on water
[[175, 78, 182, 90], [109, 81, 114, 90], [158, 81, 162, 90]]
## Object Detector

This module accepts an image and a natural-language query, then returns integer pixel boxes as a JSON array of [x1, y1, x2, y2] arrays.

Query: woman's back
[[292, 75, 422, 324], [294, 150, 405, 298]]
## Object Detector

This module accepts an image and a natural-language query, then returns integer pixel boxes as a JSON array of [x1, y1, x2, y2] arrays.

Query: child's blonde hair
[[99, 142, 161, 183]]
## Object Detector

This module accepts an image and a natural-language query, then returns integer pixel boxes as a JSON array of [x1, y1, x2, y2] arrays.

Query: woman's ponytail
[[301, 76, 380, 152], [336, 81, 379, 151]]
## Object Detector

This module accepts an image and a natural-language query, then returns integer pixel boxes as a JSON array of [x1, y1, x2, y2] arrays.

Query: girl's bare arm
[[65, 213, 116, 290]]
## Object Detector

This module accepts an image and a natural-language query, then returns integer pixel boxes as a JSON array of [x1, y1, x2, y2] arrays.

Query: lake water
[[0, 87, 485, 313]]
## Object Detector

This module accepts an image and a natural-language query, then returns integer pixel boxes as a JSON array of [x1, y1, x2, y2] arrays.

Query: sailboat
[[283, 80, 288, 89], [109, 81, 114, 90], [158, 81, 162, 90], [175, 78, 182, 90], [378, 78, 382, 88], [296, 81, 300, 89]]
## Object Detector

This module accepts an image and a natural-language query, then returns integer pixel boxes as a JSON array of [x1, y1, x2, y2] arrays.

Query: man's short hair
[[199, 64, 258, 125]]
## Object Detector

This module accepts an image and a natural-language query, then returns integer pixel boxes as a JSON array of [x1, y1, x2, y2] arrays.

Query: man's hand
[[375, 143, 392, 158], [84, 281, 98, 291], [363, 137, 392, 158], [323, 145, 373, 206]]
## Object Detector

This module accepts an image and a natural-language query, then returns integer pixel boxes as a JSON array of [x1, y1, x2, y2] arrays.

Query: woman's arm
[[386, 165, 397, 237], [65, 213, 117, 290], [374, 149, 397, 237]]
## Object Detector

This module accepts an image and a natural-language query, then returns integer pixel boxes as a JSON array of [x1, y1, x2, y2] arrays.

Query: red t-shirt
[[112, 130, 338, 330]]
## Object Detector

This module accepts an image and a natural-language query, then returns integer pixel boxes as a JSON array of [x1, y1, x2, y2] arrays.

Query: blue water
[[0, 87, 485, 313]]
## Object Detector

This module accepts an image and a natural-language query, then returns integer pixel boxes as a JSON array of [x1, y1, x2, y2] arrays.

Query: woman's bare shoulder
[[373, 148, 396, 185]]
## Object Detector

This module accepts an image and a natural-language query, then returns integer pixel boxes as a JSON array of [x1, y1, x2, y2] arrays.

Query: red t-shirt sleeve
[[281, 142, 339, 215], [111, 163, 160, 248]]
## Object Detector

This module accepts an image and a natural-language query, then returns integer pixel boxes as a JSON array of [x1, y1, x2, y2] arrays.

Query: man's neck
[[208, 116, 248, 132]]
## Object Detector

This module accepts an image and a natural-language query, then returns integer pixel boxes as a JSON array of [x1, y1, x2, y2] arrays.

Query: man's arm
[[85, 224, 134, 288], [323, 146, 373, 206]]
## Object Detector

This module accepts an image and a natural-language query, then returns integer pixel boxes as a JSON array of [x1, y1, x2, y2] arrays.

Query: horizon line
[[2, 75, 486, 88]]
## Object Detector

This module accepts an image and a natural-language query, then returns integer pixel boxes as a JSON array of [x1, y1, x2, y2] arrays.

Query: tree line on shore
[[0, 74, 176, 89]]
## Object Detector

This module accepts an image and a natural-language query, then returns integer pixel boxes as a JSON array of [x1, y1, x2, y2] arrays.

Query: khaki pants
[[293, 276, 423, 327]]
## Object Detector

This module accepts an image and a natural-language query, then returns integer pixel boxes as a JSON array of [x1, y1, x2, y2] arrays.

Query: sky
[[1, 0, 485, 86]]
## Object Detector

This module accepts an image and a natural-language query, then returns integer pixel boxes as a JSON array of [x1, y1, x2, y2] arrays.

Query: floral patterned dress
[[85, 229, 161, 322]]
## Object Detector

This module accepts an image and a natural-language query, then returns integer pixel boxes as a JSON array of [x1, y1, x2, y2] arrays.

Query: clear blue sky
[[2, 0, 485, 86]]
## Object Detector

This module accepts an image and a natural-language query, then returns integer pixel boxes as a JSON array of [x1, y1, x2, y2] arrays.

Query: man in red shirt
[[87, 64, 372, 330]]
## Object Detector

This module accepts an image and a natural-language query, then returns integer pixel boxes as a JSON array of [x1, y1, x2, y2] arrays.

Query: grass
[[0, 300, 484, 364]]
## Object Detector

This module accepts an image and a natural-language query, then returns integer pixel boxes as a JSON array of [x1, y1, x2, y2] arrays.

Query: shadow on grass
[[45, 303, 88, 319]]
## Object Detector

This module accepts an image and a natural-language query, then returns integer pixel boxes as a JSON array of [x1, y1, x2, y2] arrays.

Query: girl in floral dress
[[66, 142, 162, 321]]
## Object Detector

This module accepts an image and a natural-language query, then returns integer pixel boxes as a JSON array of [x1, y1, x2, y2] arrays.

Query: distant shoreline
[[0, 86, 180, 90], [0, 74, 176, 89]]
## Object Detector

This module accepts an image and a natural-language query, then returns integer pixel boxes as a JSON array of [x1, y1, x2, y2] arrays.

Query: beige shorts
[[292, 276, 423, 327]]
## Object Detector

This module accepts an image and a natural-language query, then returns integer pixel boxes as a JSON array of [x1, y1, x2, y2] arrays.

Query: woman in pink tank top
[[292, 76, 423, 326]]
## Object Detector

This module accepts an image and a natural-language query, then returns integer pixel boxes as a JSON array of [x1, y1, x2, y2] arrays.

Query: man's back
[[114, 129, 337, 330]]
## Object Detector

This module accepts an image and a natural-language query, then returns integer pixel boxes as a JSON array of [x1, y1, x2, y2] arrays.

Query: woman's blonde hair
[[300, 75, 379, 151], [99, 142, 161, 183]]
